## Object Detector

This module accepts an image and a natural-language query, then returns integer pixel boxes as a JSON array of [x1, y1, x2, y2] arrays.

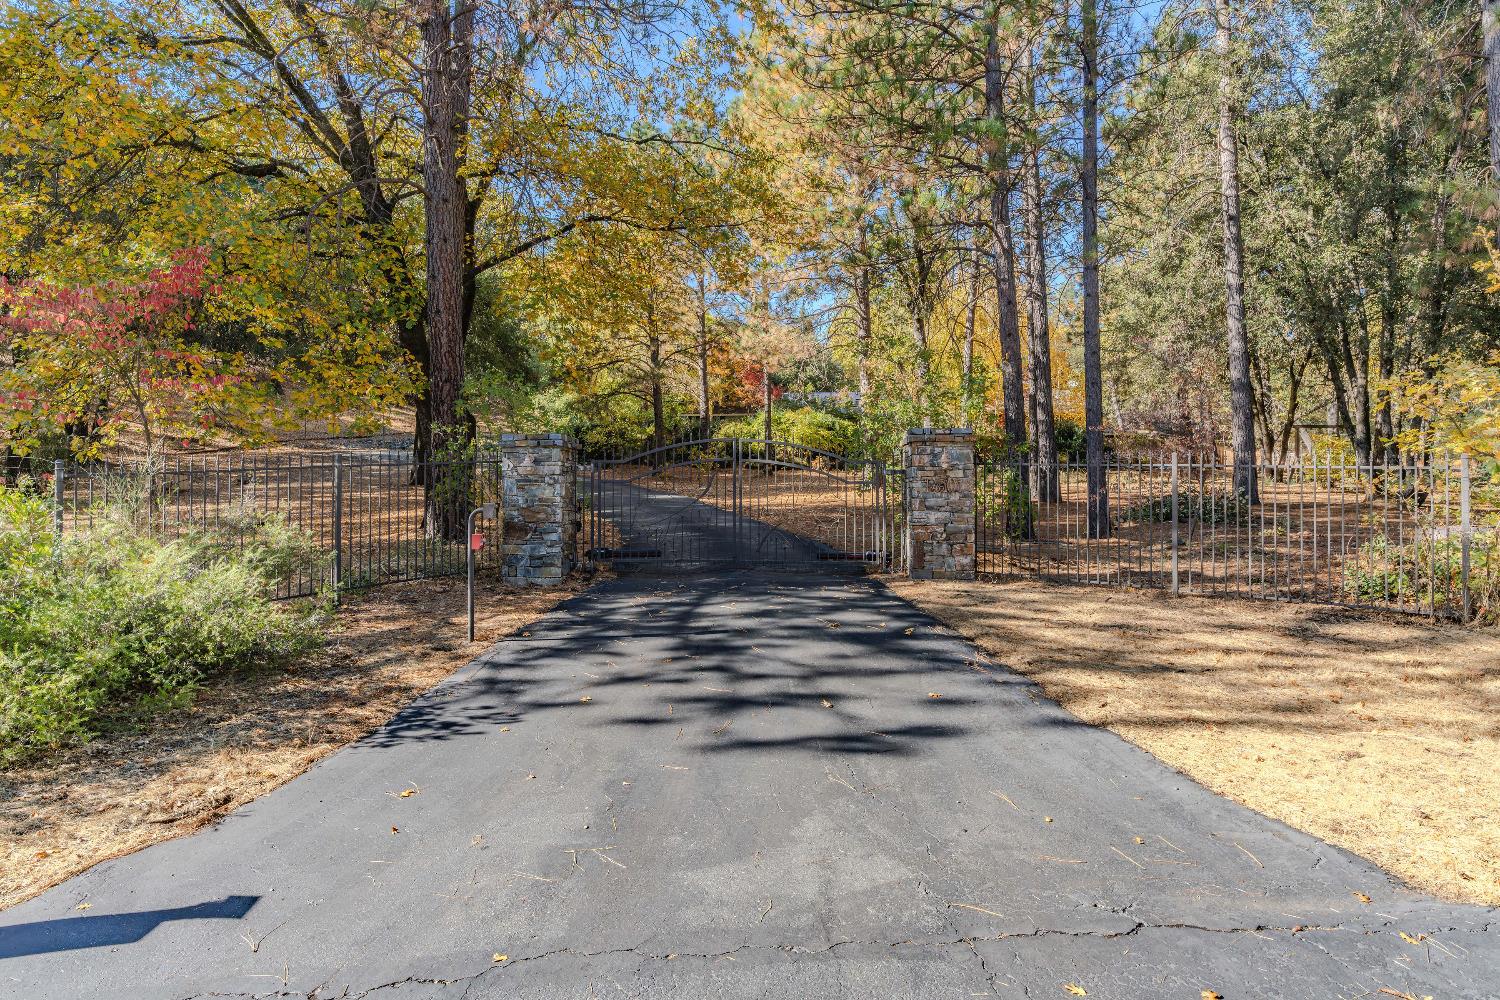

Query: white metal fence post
[[1170, 452, 1180, 596], [52, 458, 65, 540], [1459, 454, 1472, 622], [331, 454, 344, 603]]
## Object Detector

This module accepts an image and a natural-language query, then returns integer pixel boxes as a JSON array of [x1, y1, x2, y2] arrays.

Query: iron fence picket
[[972, 450, 1486, 621], [42, 449, 510, 599], [584, 436, 896, 570]]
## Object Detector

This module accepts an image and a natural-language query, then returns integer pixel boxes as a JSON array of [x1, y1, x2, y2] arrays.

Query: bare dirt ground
[[887, 578, 1500, 906], [0, 575, 586, 911]]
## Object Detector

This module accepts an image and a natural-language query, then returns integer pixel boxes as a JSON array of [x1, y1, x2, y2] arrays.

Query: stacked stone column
[[499, 434, 578, 586], [902, 428, 976, 581]]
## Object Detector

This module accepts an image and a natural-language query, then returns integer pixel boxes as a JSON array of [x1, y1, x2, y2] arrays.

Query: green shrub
[[0, 484, 327, 764], [717, 406, 862, 457], [1120, 489, 1249, 526], [1344, 531, 1497, 619], [1054, 418, 1086, 462], [979, 466, 1036, 540]]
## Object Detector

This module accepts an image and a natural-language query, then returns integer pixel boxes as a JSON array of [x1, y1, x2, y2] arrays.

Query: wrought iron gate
[[585, 438, 896, 568]]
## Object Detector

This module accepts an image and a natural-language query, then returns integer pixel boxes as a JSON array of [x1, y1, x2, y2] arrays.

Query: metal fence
[[975, 453, 1492, 620], [47, 452, 505, 599], [582, 437, 900, 569], [33, 444, 1493, 620]]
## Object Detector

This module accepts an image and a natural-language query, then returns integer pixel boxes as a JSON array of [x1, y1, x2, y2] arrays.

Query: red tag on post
[[470, 533, 485, 552]]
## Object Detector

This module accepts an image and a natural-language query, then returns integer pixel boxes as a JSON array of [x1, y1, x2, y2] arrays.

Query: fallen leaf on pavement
[[1063, 985, 1087, 996], [820, 699, 833, 709], [1353, 892, 1372, 903], [493, 953, 508, 963], [579, 695, 593, 703], [1202, 992, 1222, 1000], [927, 692, 943, 699], [75, 902, 91, 911], [1398, 931, 1427, 945]]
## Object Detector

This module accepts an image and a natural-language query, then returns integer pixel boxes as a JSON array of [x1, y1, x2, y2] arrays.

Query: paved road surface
[[589, 467, 888, 567], [2, 572, 1495, 999]]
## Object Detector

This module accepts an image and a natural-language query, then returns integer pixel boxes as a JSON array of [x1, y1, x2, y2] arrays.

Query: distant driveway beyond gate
[[585, 437, 898, 570]]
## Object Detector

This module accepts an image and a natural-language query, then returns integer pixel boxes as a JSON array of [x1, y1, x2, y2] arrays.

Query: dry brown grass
[[887, 578, 1500, 906], [0, 575, 585, 911]]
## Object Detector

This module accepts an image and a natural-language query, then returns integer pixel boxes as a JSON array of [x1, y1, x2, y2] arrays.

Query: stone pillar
[[500, 433, 578, 586], [902, 428, 976, 581]]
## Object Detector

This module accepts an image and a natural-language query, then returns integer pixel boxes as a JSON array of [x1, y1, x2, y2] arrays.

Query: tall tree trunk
[[986, 5, 1027, 449], [906, 214, 935, 426], [1326, 308, 1374, 466], [1276, 352, 1307, 467], [1486, 0, 1499, 178], [1020, 39, 1059, 501], [651, 375, 666, 454], [420, 0, 472, 537], [1414, 95, 1475, 440], [1249, 341, 1276, 463], [1248, 342, 1305, 475], [912, 306, 932, 428], [962, 252, 979, 424], [1376, 169, 1401, 465], [762, 361, 775, 463], [648, 315, 666, 454], [1215, 0, 1258, 503], [853, 179, 876, 406], [1351, 316, 1373, 467], [1081, 0, 1108, 537], [854, 243, 873, 402], [695, 271, 712, 438], [763, 367, 773, 443]]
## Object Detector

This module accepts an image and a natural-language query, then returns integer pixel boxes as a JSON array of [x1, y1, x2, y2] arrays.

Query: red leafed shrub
[[0, 248, 248, 459]]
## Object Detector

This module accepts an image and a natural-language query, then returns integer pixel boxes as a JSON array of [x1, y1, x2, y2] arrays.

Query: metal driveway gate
[[585, 438, 895, 568]]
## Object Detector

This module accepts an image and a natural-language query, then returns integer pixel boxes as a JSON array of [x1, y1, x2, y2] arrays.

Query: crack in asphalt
[[173, 919, 1388, 1000]]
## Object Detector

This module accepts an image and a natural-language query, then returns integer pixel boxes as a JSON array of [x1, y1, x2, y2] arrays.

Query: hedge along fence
[[975, 451, 1494, 621], [0, 482, 329, 763], [42, 451, 507, 599]]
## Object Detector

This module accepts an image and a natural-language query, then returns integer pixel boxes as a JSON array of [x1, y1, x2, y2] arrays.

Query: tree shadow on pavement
[[354, 570, 1018, 758], [0, 895, 259, 959]]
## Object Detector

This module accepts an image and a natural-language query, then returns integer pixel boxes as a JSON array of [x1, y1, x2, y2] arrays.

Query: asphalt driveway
[[2, 571, 1495, 999]]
